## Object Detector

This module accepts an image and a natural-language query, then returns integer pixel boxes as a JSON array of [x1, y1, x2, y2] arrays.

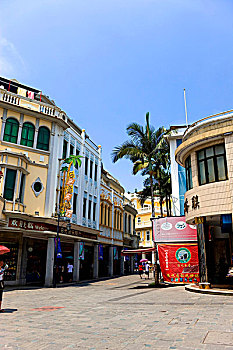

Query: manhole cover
[[204, 331, 233, 345], [31, 306, 64, 312]]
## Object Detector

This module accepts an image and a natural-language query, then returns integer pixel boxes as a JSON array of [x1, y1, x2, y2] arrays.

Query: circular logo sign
[[175, 221, 186, 230], [161, 222, 172, 231], [176, 247, 191, 263]]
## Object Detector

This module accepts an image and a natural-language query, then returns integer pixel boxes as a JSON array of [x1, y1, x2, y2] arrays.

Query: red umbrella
[[140, 258, 148, 263], [0, 245, 10, 255]]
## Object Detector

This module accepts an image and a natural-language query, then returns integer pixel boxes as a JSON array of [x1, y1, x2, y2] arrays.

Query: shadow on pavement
[[131, 282, 180, 289], [1, 309, 18, 313]]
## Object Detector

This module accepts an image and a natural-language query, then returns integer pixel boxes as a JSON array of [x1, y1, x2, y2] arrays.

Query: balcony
[[137, 207, 151, 214], [136, 220, 152, 228], [0, 89, 68, 122]]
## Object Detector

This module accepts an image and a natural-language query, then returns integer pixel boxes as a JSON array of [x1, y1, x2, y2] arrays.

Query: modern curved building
[[176, 110, 233, 284]]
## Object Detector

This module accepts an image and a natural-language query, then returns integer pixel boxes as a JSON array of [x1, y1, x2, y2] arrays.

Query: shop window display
[[0, 242, 18, 281]]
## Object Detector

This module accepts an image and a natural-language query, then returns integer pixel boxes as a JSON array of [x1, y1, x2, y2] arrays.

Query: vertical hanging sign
[[79, 242, 84, 260], [98, 244, 103, 260]]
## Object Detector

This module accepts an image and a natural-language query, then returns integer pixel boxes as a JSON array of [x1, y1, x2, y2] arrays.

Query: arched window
[[37, 126, 50, 151], [20, 122, 35, 147], [3, 118, 19, 144]]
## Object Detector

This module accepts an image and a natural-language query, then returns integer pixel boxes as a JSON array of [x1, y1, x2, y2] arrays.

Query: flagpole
[[184, 88, 188, 126]]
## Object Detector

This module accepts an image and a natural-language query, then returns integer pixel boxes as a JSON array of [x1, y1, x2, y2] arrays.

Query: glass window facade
[[185, 156, 193, 190], [62, 140, 68, 159], [197, 144, 228, 185]]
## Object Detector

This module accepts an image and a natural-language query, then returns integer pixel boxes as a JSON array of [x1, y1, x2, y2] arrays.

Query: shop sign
[[158, 243, 200, 284], [8, 218, 49, 231], [184, 195, 200, 214], [154, 216, 197, 242], [60, 227, 97, 241]]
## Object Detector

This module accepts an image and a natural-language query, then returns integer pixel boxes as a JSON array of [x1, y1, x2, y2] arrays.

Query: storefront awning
[[121, 247, 156, 255]]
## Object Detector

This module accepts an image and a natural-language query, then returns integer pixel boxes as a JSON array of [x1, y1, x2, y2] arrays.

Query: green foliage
[[112, 112, 172, 216], [62, 155, 83, 169]]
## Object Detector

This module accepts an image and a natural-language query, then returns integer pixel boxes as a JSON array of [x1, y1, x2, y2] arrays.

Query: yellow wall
[[0, 106, 52, 217], [133, 195, 167, 247]]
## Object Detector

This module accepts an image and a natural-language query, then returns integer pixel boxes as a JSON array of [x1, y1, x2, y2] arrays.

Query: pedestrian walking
[[145, 262, 150, 279], [0, 260, 8, 312], [135, 262, 138, 271], [139, 263, 143, 279], [67, 262, 73, 282]]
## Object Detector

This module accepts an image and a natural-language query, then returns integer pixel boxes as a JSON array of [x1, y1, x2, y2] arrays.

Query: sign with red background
[[158, 243, 200, 284]]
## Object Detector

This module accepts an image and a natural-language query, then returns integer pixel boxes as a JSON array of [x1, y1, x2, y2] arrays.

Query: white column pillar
[[17, 113, 24, 144], [73, 241, 80, 282], [45, 237, 54, 287], [33, 118, 40, 148], [109, 246, 113, 277], [93, 244, 99, 279]]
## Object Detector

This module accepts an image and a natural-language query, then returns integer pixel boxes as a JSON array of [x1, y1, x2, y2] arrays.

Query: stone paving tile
[[1, 275, 233, 349]]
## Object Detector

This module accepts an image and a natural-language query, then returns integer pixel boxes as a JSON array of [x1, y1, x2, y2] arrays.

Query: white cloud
[[0, 35, 26, 78]]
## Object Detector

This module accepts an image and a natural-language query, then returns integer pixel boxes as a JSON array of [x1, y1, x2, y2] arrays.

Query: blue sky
[[1, 0, 233, 192]]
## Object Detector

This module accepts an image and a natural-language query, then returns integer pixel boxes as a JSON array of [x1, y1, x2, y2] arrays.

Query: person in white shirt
[[145, 262, 150, 279], [67, 262, 73, 282]]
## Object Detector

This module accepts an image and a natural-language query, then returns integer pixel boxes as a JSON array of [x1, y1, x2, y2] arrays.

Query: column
[[142, 253, 146, 260], [19, 237, 27, 285], [73, 241, 80, 282], [33, 118, 40, 148], [108, 246, 113, 277], [120, 255, 124, 275], [45, 237, 54, 287], [130, 256, 134, 274], [93, 244, 99, 279], [17, 113, 24, 144], [0, 108, 7, 140]]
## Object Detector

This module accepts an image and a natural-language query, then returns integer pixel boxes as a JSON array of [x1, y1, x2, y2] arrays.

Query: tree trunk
[[149, 173, 155, 218], [165, 192, 169, 217], [169, 195, 172, 216]]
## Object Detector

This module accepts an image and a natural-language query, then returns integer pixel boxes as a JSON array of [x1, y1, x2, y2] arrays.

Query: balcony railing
[[0, 89, 66, 120], [183, 108, 233, 139], [136, 220, 152, 228]]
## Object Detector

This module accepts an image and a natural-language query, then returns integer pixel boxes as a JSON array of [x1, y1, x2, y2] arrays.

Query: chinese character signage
[[8, 218, 49, 231], [158, 243, 200, 284], [154, 216, 197, 243]]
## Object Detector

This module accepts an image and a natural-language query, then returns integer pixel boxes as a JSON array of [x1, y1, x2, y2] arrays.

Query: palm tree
[[112, 112, 168, 218], [60, 155, 82, 215]]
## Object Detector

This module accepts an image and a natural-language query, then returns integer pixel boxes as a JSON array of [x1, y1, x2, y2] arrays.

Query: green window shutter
[[3, 169, 17, 200], [36, 127, 50, 151], [3, 118, 19, 143], [20, 122, 35, 147]]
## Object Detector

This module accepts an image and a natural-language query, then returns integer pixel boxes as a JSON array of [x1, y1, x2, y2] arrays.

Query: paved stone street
[[1, 275, 233, 349]]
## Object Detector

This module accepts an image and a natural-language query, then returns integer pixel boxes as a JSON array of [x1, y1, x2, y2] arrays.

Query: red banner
[[158, 243, 200, 284]]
